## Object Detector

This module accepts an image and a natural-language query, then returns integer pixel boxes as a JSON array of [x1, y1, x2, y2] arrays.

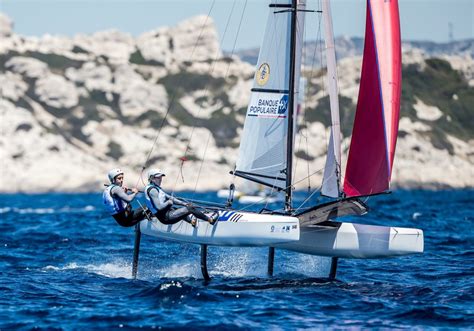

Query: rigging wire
[[262, 172, 281, 212], [296, 0, 324, 198], [293, 186, 323, 213], [133, 0, 217, 190], [222, 0, 249, 201], [191, 131, 212, 200], [187, 0, 249, 199], [170, 0, 241, 195], [236, 166, 325, 213]]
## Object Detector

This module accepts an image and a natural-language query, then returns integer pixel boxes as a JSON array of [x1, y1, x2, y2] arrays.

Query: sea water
[[0, 190, 472, 329]]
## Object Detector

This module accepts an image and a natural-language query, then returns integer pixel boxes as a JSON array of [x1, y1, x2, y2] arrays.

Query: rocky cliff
[[0, 13, 473, 193]]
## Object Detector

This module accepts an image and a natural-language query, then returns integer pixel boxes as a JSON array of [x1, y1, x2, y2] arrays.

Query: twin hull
[[140, 210, 424, 258]]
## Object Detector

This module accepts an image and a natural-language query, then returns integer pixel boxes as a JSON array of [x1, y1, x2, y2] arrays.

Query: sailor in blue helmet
[[103, 168, 149, 227], [144, 168, 218, 227]]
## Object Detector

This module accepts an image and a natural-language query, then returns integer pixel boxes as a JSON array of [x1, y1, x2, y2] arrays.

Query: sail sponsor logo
[[217, 210, 243, 222], [256, 63, 270, 86], [278, 94, 288, 114], [248, 94, 288, 118]]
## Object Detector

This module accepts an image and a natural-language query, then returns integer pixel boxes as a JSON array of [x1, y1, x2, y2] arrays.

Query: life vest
[[145, 184, 171, 219], [103, 185, 128, 215]]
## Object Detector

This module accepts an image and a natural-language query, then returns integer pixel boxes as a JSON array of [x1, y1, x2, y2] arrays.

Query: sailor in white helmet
[[144, 168, 218, 226], [103, 168, 149, 227]]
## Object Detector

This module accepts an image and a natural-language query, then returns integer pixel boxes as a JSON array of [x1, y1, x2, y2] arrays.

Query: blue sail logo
[[278, 94, 288, 114]]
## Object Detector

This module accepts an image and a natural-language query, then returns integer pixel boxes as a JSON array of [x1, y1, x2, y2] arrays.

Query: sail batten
[[343, 0, 402, 197]]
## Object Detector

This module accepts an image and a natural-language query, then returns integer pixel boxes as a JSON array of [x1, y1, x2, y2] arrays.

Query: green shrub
[[402, 58, 474, 141], [26, 51, 83, 70], [71, 46, 88, 54], [295, 150, 315, 161], [305, 95, 355, 137], [158, 71, 226, 99], [129, 49, 165, 67], [106, 141, 124, 160]]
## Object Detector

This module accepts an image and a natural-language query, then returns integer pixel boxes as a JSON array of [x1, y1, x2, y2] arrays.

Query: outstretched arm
[[170, 196, 186, 205], [111, 186, 137, 203], [159, 189, 187, 206]]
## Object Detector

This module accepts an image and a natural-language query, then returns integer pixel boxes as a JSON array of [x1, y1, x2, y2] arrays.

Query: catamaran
[[132, 0, 424, 280]]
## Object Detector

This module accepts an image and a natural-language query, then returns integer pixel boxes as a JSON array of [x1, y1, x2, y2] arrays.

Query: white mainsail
[[235, 0, 306, 190], [321, 0, 342, 198]]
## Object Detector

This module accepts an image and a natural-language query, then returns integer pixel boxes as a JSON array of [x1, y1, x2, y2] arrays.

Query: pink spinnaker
[[343, 0, 402, 197]]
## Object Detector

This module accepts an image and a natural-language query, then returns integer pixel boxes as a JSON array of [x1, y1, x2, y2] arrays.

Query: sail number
[[271, 224, 297, 233]]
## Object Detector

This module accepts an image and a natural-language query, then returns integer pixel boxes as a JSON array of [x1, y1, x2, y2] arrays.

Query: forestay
[[235, 0, 305, 190]]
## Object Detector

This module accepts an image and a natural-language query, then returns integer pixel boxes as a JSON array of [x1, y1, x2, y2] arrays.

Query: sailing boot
[[186, 214, 198, 228], [143, 208, 154, 220], [206, 211, 219, 225]]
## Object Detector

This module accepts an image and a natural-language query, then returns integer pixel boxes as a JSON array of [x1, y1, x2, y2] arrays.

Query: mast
[[285, 0, 298, 212], [321, 0, 342, 198]]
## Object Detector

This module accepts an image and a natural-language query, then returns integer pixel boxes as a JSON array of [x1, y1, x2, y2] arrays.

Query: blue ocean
[[1, 190, 472, 329]]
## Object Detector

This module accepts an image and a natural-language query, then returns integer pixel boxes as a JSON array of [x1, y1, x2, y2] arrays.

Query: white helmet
[[148, 168, 165, 181], [107, 168, 124, 183]]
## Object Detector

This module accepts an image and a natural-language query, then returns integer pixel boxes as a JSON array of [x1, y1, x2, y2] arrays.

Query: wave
[[0, 205, 96, 215], [43, 261, 133, 279], [394, 307, 471, 325], [39, 253, 333, 282], [43, 260, 207, 280]]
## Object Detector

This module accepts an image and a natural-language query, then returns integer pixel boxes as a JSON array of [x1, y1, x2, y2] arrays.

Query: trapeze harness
[[103, 185, 128, 214], [144, 184, 174, 224], [103, 185, 142, 227]]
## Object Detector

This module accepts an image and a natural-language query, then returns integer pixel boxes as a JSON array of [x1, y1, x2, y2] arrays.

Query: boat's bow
[[277, 221, 424, 258]]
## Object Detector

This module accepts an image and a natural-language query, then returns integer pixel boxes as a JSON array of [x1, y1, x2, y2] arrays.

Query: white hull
[[276, 222, 424, 258], [140, 211, 300, 246], [140, 210, 424, 259]]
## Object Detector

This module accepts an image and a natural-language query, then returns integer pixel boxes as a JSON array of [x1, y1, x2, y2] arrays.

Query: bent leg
[[112, 207, 148, 227], [132, 207, 148, 222], [113, 211, 139, 227]]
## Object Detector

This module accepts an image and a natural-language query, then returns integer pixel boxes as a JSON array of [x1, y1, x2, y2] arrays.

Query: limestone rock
[[0, 12, 13, 37], [0, 72, 28, 101], [6, 56, 49, 79], [0, 14, 473, 193], [73, 30, 135, 65], [119, 80, 168, 118], [35, 74, 79, 108], [65, 62, 113, 92], [137, 16, 221, 66]]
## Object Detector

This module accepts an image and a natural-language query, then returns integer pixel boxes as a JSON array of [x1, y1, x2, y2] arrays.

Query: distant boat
[[134, 0, 424, 280], [217, 182, 284, 204]]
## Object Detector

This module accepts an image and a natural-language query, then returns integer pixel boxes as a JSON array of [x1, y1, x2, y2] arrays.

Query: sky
[[1, 0, 473, 51]]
